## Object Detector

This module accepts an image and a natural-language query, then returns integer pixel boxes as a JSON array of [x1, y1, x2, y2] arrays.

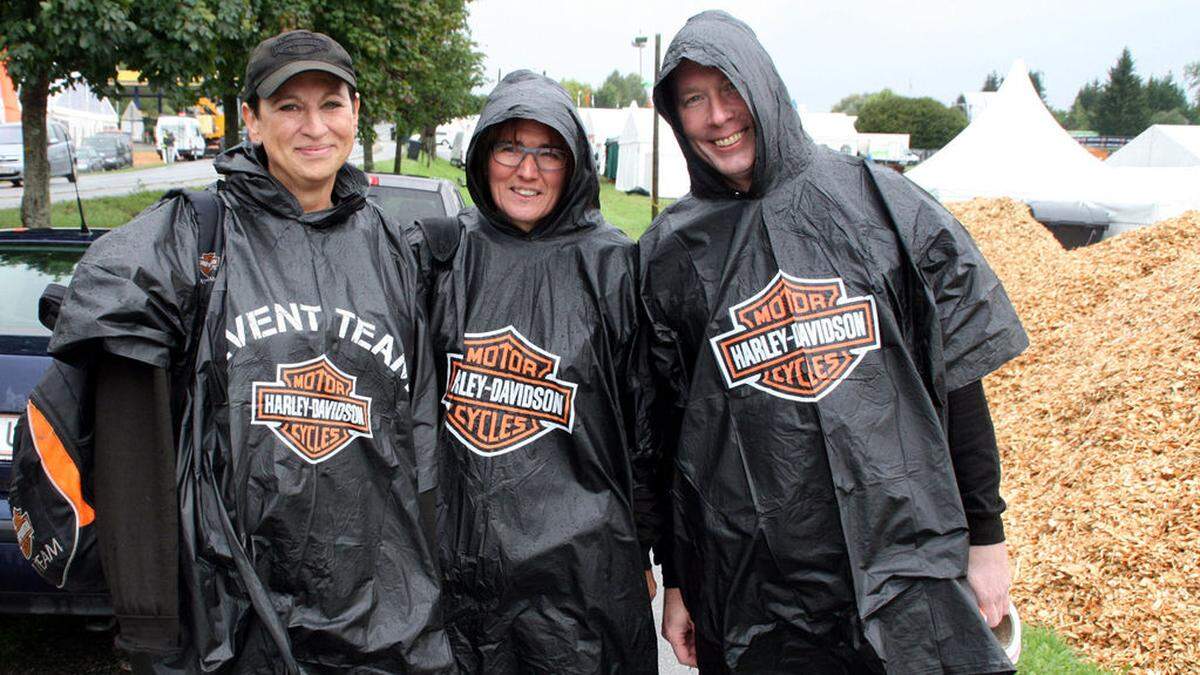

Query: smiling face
[[241, 70, 359, 211], [486, 119, 570, 232], [672, 60, 756, 192]]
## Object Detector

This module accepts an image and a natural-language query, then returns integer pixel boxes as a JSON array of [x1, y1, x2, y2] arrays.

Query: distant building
[[1, 61, 21, 123]]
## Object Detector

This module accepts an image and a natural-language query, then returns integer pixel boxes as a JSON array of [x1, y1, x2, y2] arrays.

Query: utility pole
[[651, 33, 661, 218]]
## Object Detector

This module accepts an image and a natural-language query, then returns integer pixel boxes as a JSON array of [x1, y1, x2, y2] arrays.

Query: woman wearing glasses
[[409, 71, 657, 673]]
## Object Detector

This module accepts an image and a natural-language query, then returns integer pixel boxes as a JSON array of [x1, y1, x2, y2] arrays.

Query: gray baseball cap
[[242, 30, 357, 101]]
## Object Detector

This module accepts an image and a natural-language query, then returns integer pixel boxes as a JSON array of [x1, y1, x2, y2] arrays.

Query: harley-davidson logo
[[13, 507, 33, 560], [443, 327, 577, 457], [251, 355, 373, 463], [198, 252, 221, 281], [710, 271, 880, 401]]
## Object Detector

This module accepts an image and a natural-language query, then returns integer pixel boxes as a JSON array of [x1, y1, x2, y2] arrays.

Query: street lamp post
[[632, 35, 648, 88]]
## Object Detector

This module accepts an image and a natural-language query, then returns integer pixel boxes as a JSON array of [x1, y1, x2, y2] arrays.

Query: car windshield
[[367, 186, 447, 224], [0, 126, 21, 144], [0, 246, 86, 337]]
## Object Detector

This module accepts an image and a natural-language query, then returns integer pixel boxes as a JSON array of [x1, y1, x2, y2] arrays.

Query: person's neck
[[273, 170, 335, 213]]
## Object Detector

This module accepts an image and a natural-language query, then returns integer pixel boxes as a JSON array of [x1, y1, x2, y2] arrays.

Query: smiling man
[[637, 11, 1027, 674]]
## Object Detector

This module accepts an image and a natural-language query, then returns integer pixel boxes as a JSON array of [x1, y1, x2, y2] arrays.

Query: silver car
[[0, 121, 77, 187]]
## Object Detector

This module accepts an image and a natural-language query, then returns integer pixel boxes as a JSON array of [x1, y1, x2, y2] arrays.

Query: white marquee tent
[[1106, 125, 1200, 167], [797, 109, 859, 155], [908, 59, 1200, 236], [48, 81, 119, 142], [615, 105, 690, 199], [578, 106, 629, 175]]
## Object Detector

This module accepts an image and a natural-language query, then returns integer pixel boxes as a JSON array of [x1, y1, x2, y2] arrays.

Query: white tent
[[577, 107, 629, 175], [615, 104, 690, 199], [1106, 125, 1200, 167], [907, 59, 1108, 204], [48, 80, 119, 142], [907, 59, 1200, 235], [797, 109, 859, 155]]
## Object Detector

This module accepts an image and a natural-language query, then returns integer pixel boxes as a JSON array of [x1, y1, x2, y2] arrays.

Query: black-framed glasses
[[492, 141, 569, 171]]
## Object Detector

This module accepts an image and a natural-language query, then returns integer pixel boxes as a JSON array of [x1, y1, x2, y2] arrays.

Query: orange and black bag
[[9, 358, 104, 592], [8, 188, 224, 592]]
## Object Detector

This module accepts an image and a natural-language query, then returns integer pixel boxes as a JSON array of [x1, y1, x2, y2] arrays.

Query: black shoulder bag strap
[[173, 189, 301, 673]]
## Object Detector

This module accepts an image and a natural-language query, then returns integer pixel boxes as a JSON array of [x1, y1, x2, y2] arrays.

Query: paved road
[[0, 141, 396, 211]]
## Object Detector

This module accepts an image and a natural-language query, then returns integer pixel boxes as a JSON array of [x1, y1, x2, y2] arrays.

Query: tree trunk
[[421, 125, 436, 166], [223, 93, 240, 151], [393, 120, 405, 174], [19, 73, 51, 229], [361, 130, 374, 173]]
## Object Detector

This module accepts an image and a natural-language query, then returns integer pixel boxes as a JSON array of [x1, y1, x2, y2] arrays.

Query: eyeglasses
[[491, 141, 569, 172]]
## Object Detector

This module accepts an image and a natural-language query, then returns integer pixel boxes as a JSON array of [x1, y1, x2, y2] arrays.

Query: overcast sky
[[467, 0, 1199, 111]]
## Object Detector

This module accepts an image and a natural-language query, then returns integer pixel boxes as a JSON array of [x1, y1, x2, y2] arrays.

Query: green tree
[[1065, 79, 1103, 130], [127, 0, 299, 153], [1145, 73, 1190, 120], [854, 90, 967, 150], [1185, 61, 1200, 105], [831, 92, 871, 116], [380, 0, 483, 172], [0, 0, 135, 227], [1094, 48, 1149, 136], [980, 69, 1045, 100], [594, 71, 647, 108], [1148, 108, 1190, 125], [1029, 71, 1047, 101], [1185, 61, 1200, 123], [560, 79, 594, 108]]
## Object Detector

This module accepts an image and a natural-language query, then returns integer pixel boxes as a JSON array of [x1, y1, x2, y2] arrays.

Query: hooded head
[[653, 11, 812, 198], [466, 70, 602, 236]]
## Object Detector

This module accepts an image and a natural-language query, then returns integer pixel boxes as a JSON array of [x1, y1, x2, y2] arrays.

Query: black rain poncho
[[638, 11, 1027, 674], [49, 143, 455, 673], [410, 71, 657, 674]]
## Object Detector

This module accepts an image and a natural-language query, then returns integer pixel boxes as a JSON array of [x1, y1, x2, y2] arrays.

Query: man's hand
[[662, 588, 697, 667], [968, 542, 1011, 627], [645, 569, 658, 600]]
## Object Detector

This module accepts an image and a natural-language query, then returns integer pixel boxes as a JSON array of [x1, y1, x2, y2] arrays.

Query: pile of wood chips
[[947, 199, 1200, 674]]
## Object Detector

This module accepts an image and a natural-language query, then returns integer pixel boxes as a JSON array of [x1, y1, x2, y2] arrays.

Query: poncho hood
[[465, 70, 603, 237], [652, 10, 814, 198]]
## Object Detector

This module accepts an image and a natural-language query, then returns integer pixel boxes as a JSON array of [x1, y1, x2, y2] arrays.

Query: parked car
[[0, 227, 110, 614], [0, 121, 78, 188], [80, 131, 133, 170], [365, 173, 464, 225], [74, 146, 105, 173]]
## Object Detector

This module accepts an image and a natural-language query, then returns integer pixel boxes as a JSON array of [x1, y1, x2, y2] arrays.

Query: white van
[[155, 116, 206, 161]]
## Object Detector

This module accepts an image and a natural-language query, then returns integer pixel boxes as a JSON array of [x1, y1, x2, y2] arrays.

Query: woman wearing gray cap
[[47, 30, 455, 673]]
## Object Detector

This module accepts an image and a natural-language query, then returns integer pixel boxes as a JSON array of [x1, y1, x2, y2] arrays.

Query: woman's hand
[[968, 542, 1011, 627], [662, 588, 698, 667], [645, 569, 658, 600]]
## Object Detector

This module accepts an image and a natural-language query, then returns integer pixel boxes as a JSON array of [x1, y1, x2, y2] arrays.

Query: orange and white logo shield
[[711, 271, 880, 401], [443, 327, 577, 457], [13, 507, 33, 560], [251, 355, 373, 463]]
